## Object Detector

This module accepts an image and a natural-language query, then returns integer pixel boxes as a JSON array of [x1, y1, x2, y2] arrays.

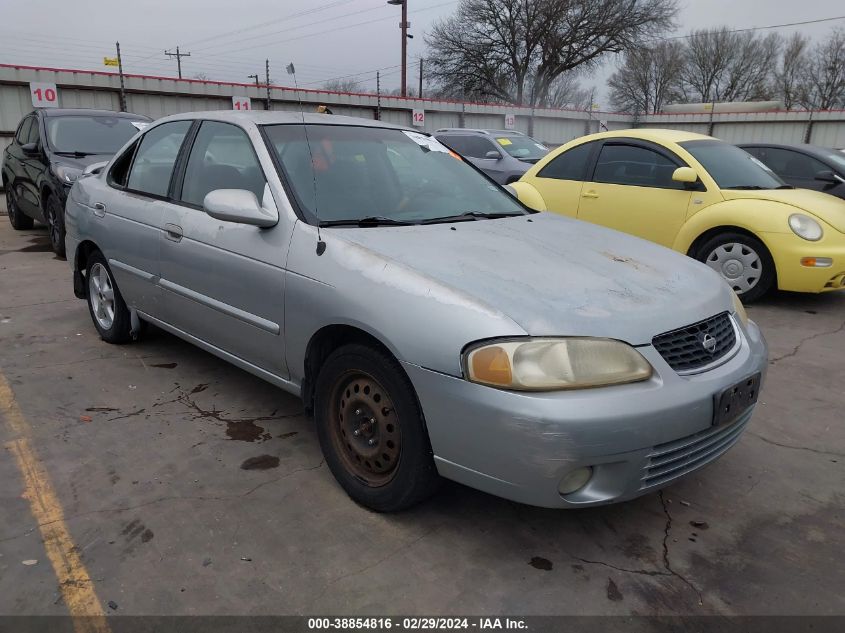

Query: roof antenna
[[287, 62, 325, 256]]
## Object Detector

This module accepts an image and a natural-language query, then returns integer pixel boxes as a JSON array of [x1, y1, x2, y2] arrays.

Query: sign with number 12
[[412, 109, 425, 127], [232, 96, 251, 111], [30, 82, 59, 108]]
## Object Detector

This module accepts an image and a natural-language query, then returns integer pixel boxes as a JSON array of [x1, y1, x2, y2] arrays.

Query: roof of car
[[575, 128, 716, 144], [434, 128, 526, 136], [40, 108, 149, 120], [736, 142, 839, 158], [154, 110, 413, 131]]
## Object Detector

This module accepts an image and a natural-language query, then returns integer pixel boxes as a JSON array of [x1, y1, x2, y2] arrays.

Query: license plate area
[[713, 373, 761, 427]]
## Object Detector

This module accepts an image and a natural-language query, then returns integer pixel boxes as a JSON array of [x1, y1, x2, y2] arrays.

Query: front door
[[577, 142, 693, 247], [157, 120, 288, 377], [528, 141, 597, 218]]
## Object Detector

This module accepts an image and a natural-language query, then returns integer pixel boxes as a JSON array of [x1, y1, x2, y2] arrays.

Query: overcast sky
[[0, 0, 841, 106]]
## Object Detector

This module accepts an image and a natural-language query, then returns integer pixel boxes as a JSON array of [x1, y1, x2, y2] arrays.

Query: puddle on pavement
[[529, 556, 553, 571], [151, 362, 178, 369], [240, 454, 280, 470], [226, 419, 271, 442], [0, 235, 52, 255]]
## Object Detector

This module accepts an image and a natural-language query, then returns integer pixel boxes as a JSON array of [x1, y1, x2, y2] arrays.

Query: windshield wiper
[[53, 151, 93, 158], [420, 211, 523, 224], [724, 185, 767, 190], [319, 216, 416, 228], [775, 184, 795, 189]]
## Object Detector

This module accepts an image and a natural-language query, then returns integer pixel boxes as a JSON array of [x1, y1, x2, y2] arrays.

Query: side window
[[437, 135, 468, 155], [538, 142, 595, 181], [15, 117, 33, 144], [26, 117, 41, 145], [179, 121, 266, 207], [460, 136, 498, 159], [126, 120, 192, 198], [108, 140, 139, 188], [593, 144, 682, 189], [764, 148, 826, 180]]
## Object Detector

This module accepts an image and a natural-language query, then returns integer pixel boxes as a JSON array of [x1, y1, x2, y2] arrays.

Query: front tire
[[314, 344, 440, 512], [44, 195, 66, 258], [696, 232, 775, 303], [5, 186, 34, 230], [86, 251, 133, 344]]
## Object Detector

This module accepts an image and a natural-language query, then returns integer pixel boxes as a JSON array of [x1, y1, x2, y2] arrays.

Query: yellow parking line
[[0, 373, 110, 633]]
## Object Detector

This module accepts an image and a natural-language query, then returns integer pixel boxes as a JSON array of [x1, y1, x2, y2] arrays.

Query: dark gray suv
[[434, 129, 549, 184]]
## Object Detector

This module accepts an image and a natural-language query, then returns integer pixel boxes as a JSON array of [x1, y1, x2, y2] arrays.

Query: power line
[[665, 15, 845, 40]]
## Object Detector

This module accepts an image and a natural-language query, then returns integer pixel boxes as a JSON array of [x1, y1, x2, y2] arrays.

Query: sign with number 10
[[30, 82, 59, 108], [232, 96, 251, 111]]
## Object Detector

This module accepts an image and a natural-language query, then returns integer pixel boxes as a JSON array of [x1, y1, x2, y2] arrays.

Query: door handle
[[164, 223, 183, 242], [93, 202, 106, 217], [581, 191, 599, 199]]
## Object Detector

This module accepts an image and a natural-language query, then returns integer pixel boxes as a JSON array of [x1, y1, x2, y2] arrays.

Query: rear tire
[[86, 251, 133, 344], [314, 344, 440, 512], [696, 232, 775, 303], [5, 187, 34, 230], [44, 195, 66, 258]]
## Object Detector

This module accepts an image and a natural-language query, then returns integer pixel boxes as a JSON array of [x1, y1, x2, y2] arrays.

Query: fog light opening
[[801, 257, 833, 268], [558, 466, 593, 495]]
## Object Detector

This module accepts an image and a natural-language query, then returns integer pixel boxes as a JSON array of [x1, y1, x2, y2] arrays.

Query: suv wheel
[[44, 195, 66, 257], [5, 187, 34, 230], [314, 343, 440, 512], [86, 251, 133, 344]]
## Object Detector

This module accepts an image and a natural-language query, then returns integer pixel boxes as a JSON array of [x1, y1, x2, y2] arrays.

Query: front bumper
[[403, 319, 768, 508], [762, 231, 845, 293]]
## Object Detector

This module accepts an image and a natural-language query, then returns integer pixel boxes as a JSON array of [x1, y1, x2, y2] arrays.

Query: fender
[[509, 181, 547, 212], [674, 199, 794, 254]]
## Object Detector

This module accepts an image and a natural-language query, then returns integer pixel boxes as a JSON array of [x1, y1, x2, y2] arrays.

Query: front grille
[[641, 410, 752, 490], [652, 312, 736, 373]]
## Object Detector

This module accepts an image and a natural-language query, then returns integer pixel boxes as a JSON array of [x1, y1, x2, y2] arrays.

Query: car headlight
[[788, 214, 823, 241], [731, 290, 749, 327], [51, 164, 83, 185], [464, 338, 653, 391]]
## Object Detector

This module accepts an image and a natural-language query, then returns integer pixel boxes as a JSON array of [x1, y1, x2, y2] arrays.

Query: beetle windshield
[[263, 124, 526, 225], [46, 115, 148, 154], [680, 140, 786, 190]]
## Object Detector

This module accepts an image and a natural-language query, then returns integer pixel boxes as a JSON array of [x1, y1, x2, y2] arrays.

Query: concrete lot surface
[[0, 200, 843, 617]]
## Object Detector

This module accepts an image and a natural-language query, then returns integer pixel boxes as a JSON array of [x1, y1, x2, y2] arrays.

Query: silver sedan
[[65, 111, 768, 511]]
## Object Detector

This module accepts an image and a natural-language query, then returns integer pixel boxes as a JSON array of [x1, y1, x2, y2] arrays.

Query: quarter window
[[593, 144, 682, 189], [538, 142, 595, 181], [180, 121, 266, 207], [108, 141, 139, 188], [126, 121, 192, 198]]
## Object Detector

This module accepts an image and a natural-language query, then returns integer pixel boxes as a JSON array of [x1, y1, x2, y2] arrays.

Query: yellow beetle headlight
[[464, 338, 653, 391], [788, 214, 823, 241]]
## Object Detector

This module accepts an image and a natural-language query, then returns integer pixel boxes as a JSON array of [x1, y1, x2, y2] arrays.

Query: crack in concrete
[[106, 408, 146, 422], [659, 491, 704, 606], [747, 431, 844, 458], [769, 319, 845, 365]]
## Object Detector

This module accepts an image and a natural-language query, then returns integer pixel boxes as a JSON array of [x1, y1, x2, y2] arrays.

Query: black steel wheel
[[44, 195, 66, 257], [6, 186, 34, 230]]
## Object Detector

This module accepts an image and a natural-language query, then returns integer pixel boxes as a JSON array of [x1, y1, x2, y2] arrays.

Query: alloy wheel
[[89, 263, 116, 330]]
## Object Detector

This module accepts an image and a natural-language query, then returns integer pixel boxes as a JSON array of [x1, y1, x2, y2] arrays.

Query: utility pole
[[115, 41, 127, 112], [418, 58, 423, 99], [164, 46, 191, 79], [387, 0, 409, 97], [265, 59, 272, 111], [248, 74, 260, 88], [376, 71, 381, 120]]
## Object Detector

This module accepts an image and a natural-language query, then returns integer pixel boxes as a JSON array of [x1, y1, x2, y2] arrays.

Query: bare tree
[[774, 33, 810, 109], [801, 28, 845, 110], [539, 72, 591, 108], [608, 40, 685, 113], [192, 72, 210, 81], [679, 28, 780, 103], [426, 0, 678, 107], [322, 78, 363, 93]]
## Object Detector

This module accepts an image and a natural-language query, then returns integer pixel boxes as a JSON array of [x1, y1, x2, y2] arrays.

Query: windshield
[[263, 124, 526, 224], [46, 115, 148, 154], [495, 135, 549, 161], [680, 140, 785, 190]]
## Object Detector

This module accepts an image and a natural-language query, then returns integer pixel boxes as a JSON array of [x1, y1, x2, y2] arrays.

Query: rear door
[[157, 120, 287, 376], [528, 141, 597, 218], [577, 141, 693, 247]]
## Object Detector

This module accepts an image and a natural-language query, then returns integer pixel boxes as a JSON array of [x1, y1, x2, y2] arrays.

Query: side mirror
[[83, 161, 109, 176], [508, 181, 547, 211], [21, 142, 38, 155], [485, 150, 502, 160], [671, 167, 699, 184], [815, 170, 844, 185], [203, 189, 278, 228]]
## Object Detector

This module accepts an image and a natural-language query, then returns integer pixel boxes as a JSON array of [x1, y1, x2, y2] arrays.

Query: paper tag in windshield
[[403, 131, 450, 153], [497, 138, 513, 146], [131, 121, 150, 131]]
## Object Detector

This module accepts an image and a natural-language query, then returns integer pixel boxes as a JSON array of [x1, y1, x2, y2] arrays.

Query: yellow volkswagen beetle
[[512, 129, 845, 302]]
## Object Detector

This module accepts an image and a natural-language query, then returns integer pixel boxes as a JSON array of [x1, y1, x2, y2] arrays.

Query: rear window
[[46, 115, 149, 154]]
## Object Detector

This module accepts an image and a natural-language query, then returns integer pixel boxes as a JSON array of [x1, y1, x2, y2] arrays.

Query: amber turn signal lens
[[801, 257, 833, 268], [469, 346, 512, 386]]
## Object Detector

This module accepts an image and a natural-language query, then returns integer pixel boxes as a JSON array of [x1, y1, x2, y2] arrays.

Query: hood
[[332, 214, 732, 345], [50, 153, 113, 172], [722, 188, 845, 233]]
